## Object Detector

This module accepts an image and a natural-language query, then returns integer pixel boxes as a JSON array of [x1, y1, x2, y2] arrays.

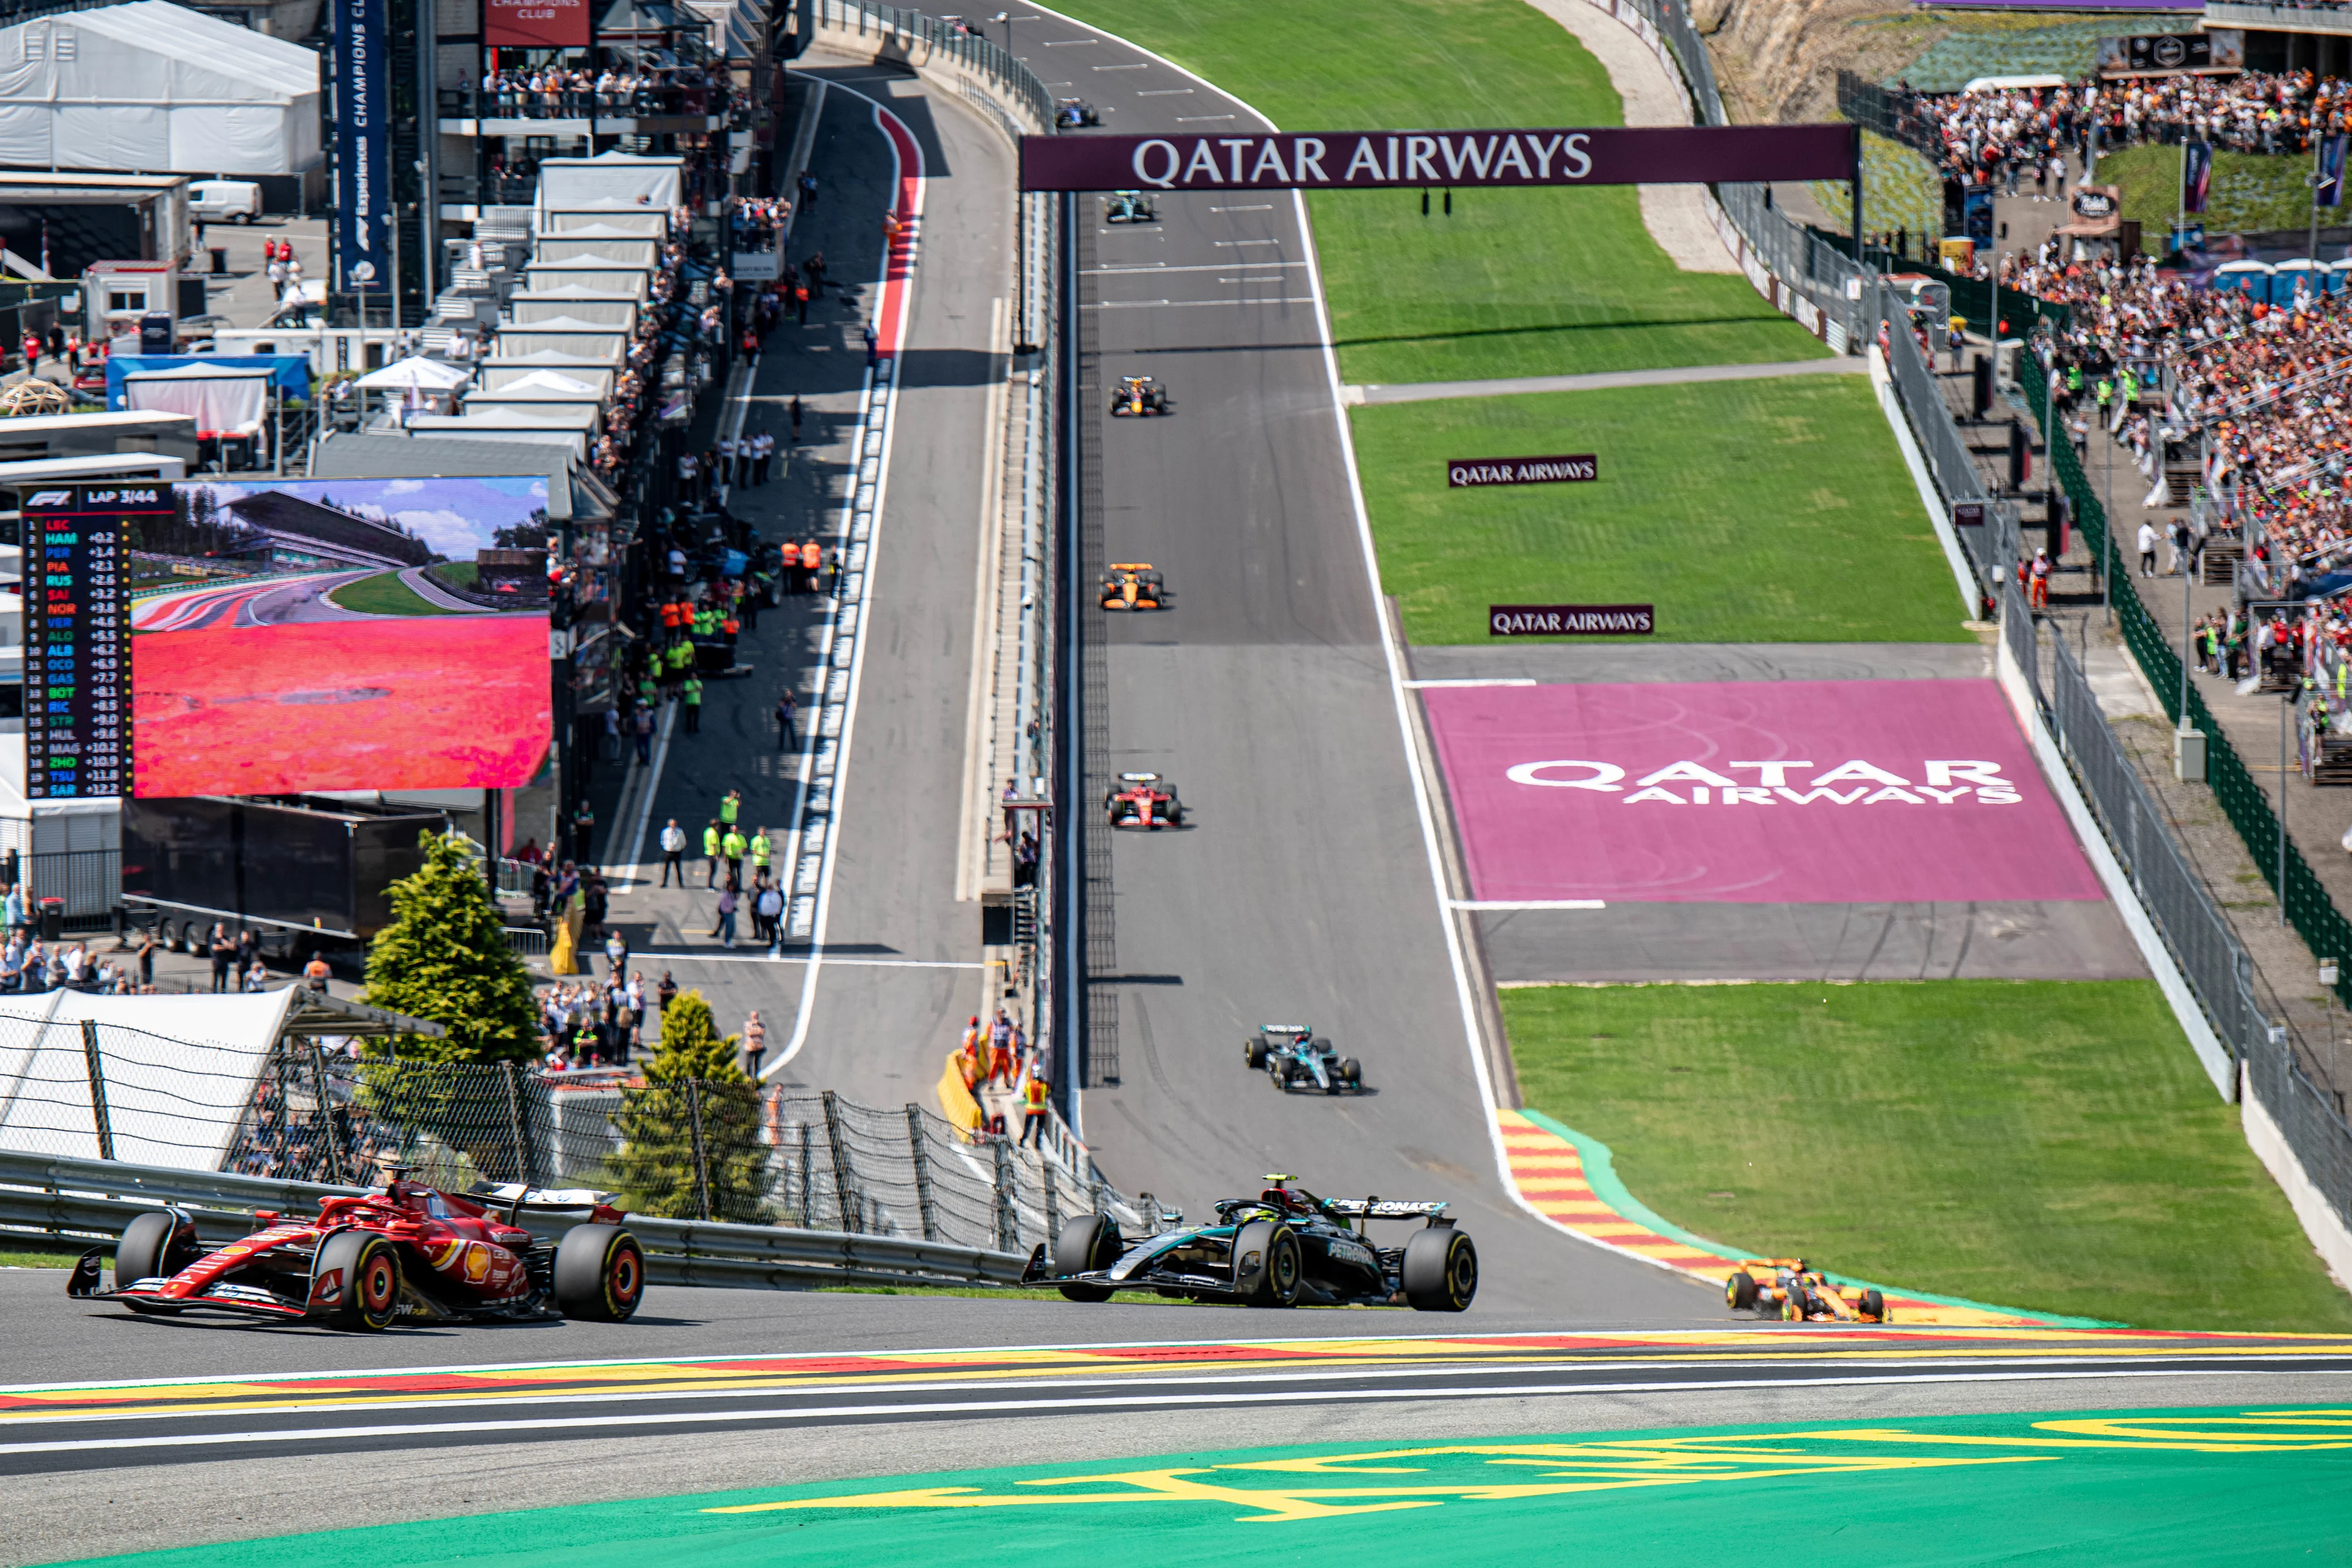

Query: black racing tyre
[[1860, 1288, 1887, 1322], [1782, 1286, 1811, 1322], [316, 1230, 403, 1330], [1727, 1270, 1758, 1311], [1052, 1213, 1123, 1302], [1339, 1057, 1362, 1087], [114, 1211, 198, 1308], [1233, 1220, 1300, 1307], [554, 1224, 646, 1322], [1243, 1038, 1268, 1069], [1402, 1226, 1478, 1311]]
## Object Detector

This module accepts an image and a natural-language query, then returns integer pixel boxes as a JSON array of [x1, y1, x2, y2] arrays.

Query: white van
[[187, 179, 262, 224]]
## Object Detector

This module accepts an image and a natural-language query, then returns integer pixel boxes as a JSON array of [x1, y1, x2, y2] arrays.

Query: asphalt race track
[[1038, 11, 1709, 1324]]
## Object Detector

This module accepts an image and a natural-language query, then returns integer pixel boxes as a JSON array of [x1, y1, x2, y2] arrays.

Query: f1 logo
[[25, 491, 71, 508]]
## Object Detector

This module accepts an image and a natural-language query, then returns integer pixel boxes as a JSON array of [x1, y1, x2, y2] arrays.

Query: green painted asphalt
[[56, 1407, 2352, 1566]]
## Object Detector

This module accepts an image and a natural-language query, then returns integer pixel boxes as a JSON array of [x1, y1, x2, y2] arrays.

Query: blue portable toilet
[[2214, 260, 2275, 304], [2330, 258, 2352, 296], [2275, 258, 2323, 304]]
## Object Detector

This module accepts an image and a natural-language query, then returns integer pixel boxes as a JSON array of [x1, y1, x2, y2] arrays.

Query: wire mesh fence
[[1, 1022, 1170, 1257]]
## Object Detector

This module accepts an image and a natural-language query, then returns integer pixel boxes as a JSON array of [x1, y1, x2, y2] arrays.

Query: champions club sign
[[1020, 125, 1856, 192]]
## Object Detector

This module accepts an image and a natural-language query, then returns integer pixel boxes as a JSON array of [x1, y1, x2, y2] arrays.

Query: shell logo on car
[[464, 1243, 492, 1283]]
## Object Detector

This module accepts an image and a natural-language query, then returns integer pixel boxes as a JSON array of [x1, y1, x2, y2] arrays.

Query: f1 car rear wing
[[1117, 772, 1162, 782], [477, 1183, 620, 1213], [1323, 1199, 1450, 1220]]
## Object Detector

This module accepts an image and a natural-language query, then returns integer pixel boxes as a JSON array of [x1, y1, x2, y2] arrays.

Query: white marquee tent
[[0, 1, 322, 176]]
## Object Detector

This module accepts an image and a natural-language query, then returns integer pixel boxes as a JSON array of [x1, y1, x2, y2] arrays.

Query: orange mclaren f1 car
[[1725, 1257, 1887, 1322], [1101, 564, 1167, 611]]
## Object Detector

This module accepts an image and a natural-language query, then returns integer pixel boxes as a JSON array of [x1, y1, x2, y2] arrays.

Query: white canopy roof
[[0, 1, 322, 176], [0, 990, 298, 1168], [483, 369, 600, 396], [353, 355, 473, 391], [123, 362, 271, 435], [536, 152, 683, 215]]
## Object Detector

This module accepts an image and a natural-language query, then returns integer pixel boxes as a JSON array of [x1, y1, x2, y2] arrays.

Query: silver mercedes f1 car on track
[[1022, 1175, 1477, 1310]]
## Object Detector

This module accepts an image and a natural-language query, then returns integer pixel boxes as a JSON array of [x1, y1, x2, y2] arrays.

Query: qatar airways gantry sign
[[1019, 126, 1855, 192]]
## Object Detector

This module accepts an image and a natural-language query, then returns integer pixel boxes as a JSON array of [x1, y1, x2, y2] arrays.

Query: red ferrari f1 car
[[1106, 771, 1183, 829], [67, 1167, 646, 1330]]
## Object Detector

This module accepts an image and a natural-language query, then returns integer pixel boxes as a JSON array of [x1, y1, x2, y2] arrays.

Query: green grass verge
[[1046, 0, 1824, 381], [1354, 373, 1969, 644], [2104, 143, 2318, 253], [1502, 979, 2352, 1331], [326, 569, 455, 617], [0, 1243, 84, 1268]]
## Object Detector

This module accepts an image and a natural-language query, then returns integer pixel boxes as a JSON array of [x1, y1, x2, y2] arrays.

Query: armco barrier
[[0, 1149, 1031, 1291]]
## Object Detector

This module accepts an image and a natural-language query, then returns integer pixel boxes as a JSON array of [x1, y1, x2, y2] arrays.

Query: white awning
[[352, 355, 474, 391]]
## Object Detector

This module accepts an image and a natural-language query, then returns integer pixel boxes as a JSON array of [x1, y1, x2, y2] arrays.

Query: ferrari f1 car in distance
[[1725, 1258, 1887, 1323], [1109, 374, 1172, 417], [1104, 189, 1157, 224], [1101, 563, 1167, 611], [67, 1167, 647, 1330], [1245, 1023, 1363, 1094], [1106, 771, 1183, 828], [1023, 1175, 1476, 1310]]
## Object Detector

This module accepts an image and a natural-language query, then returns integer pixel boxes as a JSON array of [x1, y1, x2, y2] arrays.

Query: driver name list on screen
[[23, 484, 162, 799]]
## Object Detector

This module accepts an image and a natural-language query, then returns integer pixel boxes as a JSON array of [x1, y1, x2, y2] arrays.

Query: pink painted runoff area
[[1423, 679, 2105, 905]]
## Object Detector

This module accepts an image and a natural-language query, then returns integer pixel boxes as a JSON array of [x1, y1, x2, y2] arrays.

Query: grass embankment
[[2103, 144, 2316, 253], [1047, 0, 1824, 382], [0, 1241, 82, 1268], [1503, 979, 2352, 1330], [1354, 374, 1965, 644], [327, 569, 456, 617]]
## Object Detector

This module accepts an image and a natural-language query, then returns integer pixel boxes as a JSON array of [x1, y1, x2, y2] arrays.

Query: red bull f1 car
[[1101, 563, 1167, 611], [1109, 374, 1172, 417], [1022, 1175, 1476, 1310], [1244, 1023, 1363, 1093], [1725, 1258, 1887, 1323], [1106, 771, 1183, 828], [67, 1168, 647, 1330]]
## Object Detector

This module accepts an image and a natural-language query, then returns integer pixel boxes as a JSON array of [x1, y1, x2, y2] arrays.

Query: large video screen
[[129, 478, 552, 797]]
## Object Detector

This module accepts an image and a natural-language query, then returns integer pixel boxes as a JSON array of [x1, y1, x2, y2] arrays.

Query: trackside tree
[[362, 833, 540, 1063], [606, 991, 772, 1223]]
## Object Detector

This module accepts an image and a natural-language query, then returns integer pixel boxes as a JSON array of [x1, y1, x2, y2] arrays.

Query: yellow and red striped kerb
[[1496, 1109, 1727, 1270]]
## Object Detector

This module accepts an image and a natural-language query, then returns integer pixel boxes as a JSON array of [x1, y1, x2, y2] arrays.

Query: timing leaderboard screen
[[23, 483, 159, 799]]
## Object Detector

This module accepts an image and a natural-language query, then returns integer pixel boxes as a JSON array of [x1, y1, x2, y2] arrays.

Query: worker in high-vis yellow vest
[[1019, 1075, 1050, 1149]]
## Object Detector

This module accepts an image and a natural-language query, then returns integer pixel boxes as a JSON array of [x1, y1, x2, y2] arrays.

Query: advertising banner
[[2095, 29, 2242, 76], [484, 0, 593, 49], [332, 0, 390, 294], [2323, 134, 2350, 210], [2182, 140, 2212, 215], [1019, 125, 1855, 192], [1447, 455, 1597, 488]]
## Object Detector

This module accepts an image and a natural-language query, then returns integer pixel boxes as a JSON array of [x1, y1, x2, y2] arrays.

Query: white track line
[[771, 86, 923, 1075]]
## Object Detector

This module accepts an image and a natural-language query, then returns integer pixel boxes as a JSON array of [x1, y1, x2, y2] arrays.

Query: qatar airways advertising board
[[1423, 679, 2103, 905]]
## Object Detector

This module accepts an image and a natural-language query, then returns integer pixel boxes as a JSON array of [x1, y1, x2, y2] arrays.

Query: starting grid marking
[[6, 1328, 2345, 1421]]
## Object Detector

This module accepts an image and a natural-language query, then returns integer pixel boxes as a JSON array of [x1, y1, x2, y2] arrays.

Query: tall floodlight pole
[[2281, 691, 2291, 927], [1849, 124, 1865, 355]]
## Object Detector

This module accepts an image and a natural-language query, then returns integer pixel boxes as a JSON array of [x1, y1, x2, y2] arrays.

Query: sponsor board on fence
[[1490, 605, 1654, 636], [1449, 455, 1597, 488]]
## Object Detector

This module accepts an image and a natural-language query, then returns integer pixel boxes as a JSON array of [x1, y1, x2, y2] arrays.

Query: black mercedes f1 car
[[1020, 1175, 1476, 1310]]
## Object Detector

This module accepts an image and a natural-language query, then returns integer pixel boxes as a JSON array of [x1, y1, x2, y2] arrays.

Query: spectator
[[208, 923, 233, 993], [777, 687, 798, 750], [2138, 519, 2158, 577], [302, 951, 330, 993], [712, 883, 739, 948], [660, 818, 688, 886], [1019, 1074, 1051, 1147], [743, 1009, 766, 1076]]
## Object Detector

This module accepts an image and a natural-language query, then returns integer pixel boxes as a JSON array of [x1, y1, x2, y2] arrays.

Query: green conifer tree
[[606, 991, 771, 1221], [361, 832, 540, 1065]]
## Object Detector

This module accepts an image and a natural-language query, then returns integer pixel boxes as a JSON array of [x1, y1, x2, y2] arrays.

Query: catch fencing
[[1877, 290, 2017, 598], [813, 0, 1056, 131], [0, 1024, 1172, 1263]]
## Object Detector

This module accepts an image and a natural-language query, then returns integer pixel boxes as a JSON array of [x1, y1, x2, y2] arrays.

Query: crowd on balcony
[[477, 61, 731, 119]]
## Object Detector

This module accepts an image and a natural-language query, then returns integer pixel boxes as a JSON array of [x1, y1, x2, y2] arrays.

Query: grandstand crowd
[[1907, 71, 2352, 191]]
